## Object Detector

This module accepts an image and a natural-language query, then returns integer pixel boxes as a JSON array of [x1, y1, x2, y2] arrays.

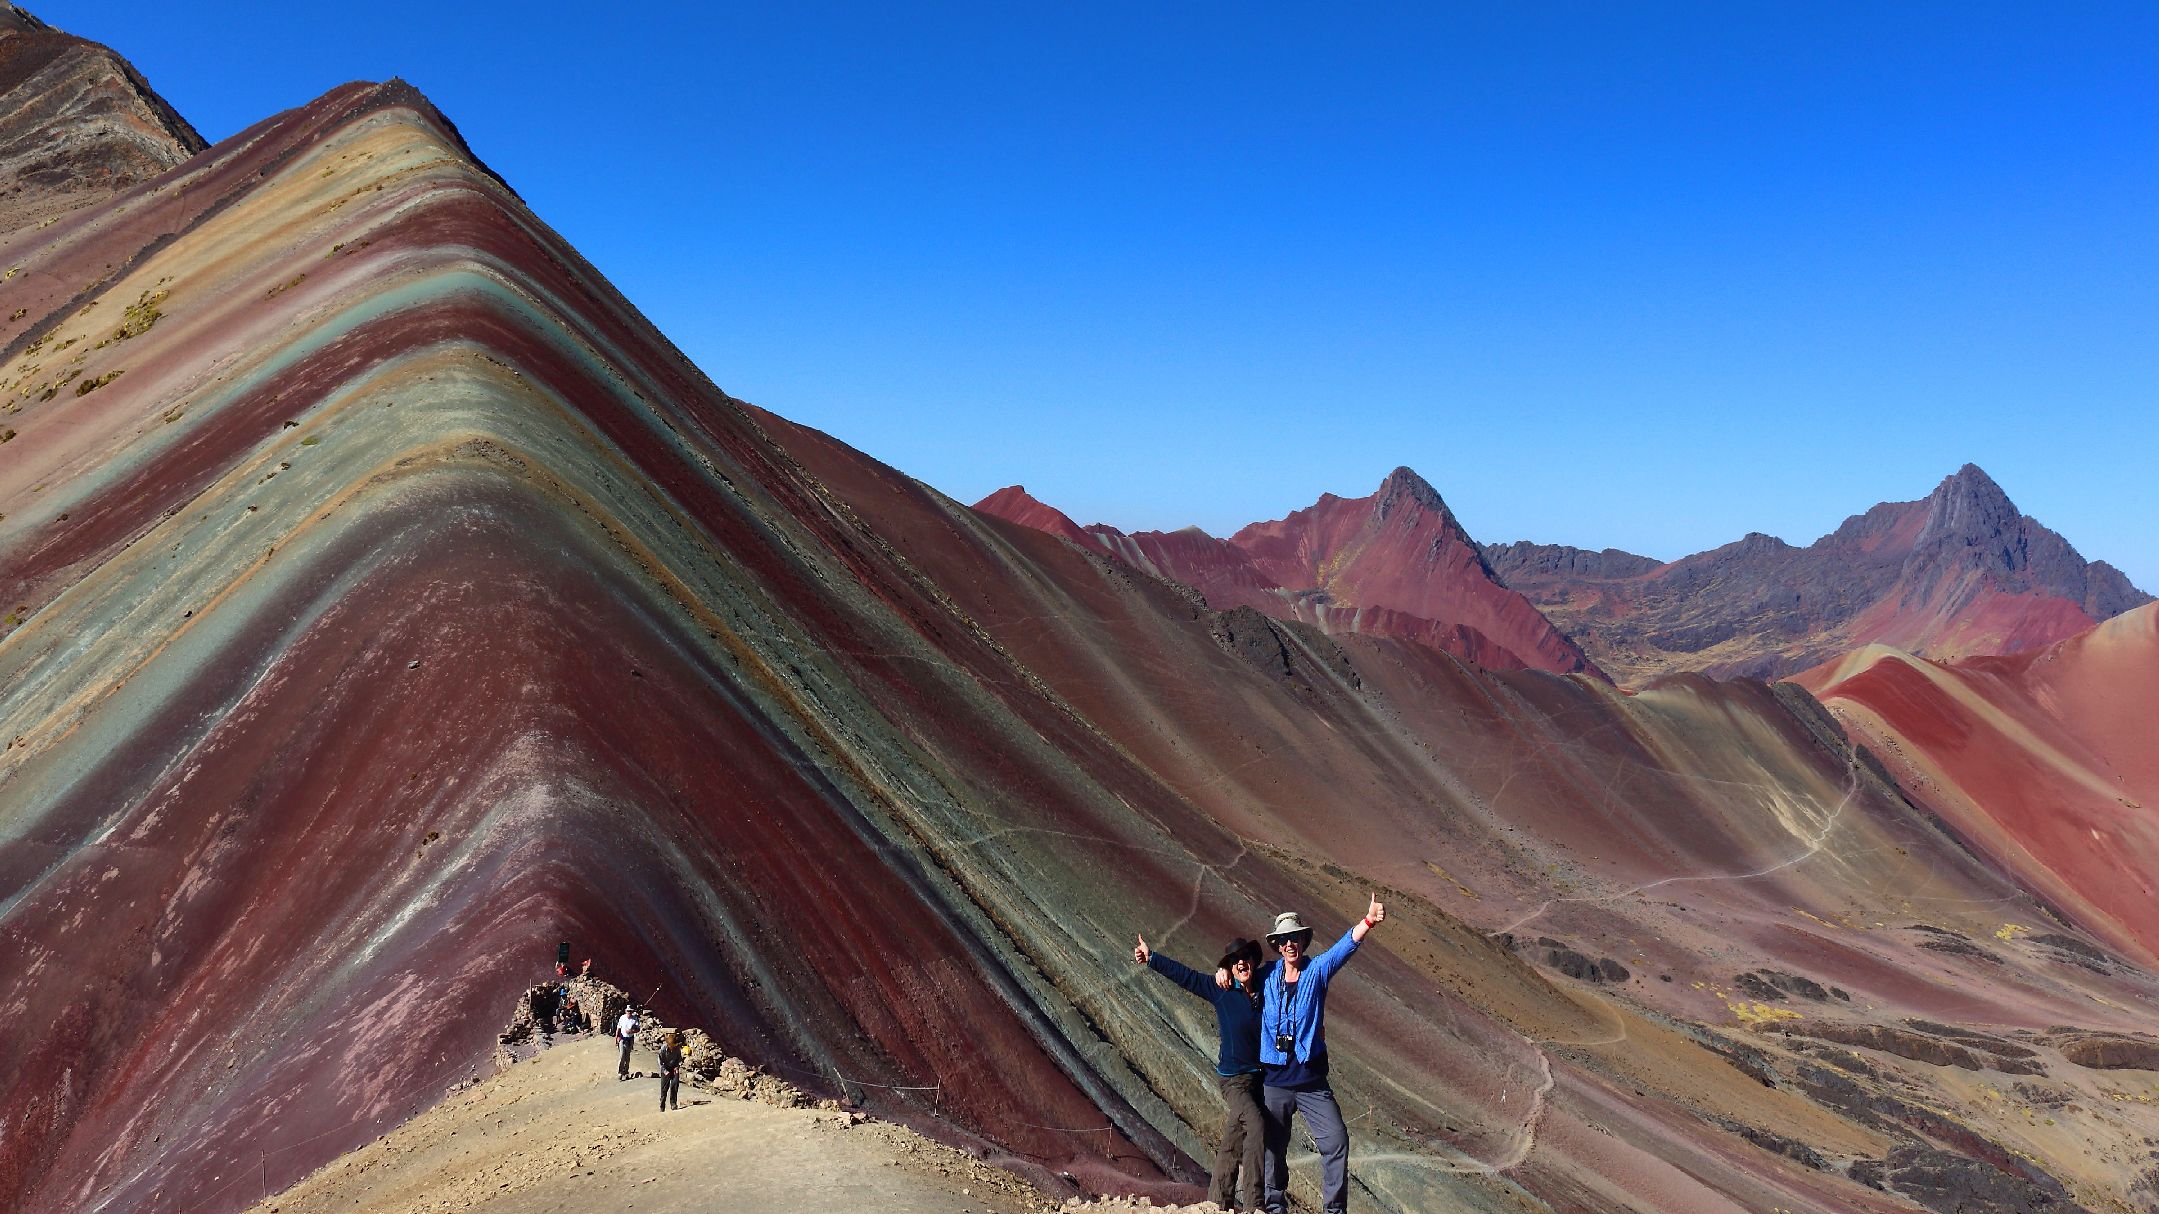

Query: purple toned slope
[[1487, 464, 2150, 682]]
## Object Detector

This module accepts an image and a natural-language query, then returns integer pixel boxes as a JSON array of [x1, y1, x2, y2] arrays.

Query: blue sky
[[61, 2, 2159, 588]]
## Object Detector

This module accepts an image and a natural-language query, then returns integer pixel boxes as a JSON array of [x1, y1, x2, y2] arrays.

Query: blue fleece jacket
[[1257, 928, 1359, 1085], [1145, 952, 1264, 1076]]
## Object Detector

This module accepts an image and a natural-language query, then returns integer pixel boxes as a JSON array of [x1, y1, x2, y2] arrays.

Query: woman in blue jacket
[[1135, 932, 1267, 1211], [1245, 896, 1384, 1214]]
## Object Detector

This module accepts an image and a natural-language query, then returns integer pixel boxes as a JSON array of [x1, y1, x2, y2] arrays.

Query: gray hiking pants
[[1261, 1084, 1349, 1214], [1211, 1072, 1266, 1211]]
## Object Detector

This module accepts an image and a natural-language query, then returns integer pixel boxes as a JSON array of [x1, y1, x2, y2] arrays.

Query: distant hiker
[[616, 1007, 640, 1080], [658, 1029, 686, 1111], [1136, 933, 1266, 1211], [1226, 897, 1385, 1214], [560, 994, 586, 1034]]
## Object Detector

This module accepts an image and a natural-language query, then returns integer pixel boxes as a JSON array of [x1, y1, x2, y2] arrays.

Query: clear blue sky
[[60, 2, 2159, 589]]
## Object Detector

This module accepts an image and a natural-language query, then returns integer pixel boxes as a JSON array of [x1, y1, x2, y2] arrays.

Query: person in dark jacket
[[657, 1029, 685, 1111], [1136, 932, 1267, 1211]]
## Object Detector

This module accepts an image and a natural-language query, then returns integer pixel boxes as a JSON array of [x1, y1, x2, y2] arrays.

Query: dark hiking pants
[[1211, 1072, 1266, 1210], [660, 1071, 680, 1110], [618, 1035, 634, 1078], [1261, 1084, 1350, 1214]]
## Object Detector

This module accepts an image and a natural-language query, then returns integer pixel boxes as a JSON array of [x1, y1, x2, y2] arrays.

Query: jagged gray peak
[[1490, 464, 2149, 681]]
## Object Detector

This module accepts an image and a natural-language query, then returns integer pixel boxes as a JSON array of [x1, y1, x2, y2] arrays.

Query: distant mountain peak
[[978, 471, 1601, 678], [1492, 462, 2149, 681], [972, 485, 1094, 547], [1380, 464, 1437, 497], [1926, 461, 2015, 519], [1912, 462, 2030, 575], [1373, 465, 1462, 529]]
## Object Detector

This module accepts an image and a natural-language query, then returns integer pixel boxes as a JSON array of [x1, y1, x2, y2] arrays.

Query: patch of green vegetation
[[96, 290, 168, 347], [36, 368, 82, 402], [300, 435, 321, 446], [75, 371, 122, 397], [265, 274, 306, 299]]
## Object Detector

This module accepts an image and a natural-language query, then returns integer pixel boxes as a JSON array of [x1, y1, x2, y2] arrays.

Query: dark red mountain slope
[[976, 468, 1601, 678]]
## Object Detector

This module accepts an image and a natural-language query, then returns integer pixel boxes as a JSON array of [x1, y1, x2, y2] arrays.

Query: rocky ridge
[[976, 468, 1602, 678], [1484, 463, 2149, 681], [0, 3, 204, 234]]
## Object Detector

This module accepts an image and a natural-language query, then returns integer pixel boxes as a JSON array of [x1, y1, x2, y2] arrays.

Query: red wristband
[[1361, 917, 1375, 929]]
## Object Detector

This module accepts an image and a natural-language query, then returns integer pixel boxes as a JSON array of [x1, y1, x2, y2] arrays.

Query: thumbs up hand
[[1133, 934, 1151, 965]]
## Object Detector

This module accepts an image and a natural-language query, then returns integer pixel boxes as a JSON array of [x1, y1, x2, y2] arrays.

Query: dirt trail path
[[245, 1038, 1090, 1214]]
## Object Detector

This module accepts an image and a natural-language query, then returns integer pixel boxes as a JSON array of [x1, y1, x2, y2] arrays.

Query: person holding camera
[[1227, 896, 1384, 1214], [1135, 932, 1268, 1211]]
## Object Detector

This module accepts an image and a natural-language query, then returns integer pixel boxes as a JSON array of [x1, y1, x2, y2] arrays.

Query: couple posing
[[1136, 895, 1385, 1213]]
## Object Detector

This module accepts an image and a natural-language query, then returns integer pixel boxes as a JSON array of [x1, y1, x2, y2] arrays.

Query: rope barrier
[[756, 1054, 944, 1093]]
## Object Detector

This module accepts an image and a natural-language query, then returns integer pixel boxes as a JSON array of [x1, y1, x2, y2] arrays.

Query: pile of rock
[[496, 976, 824, 1109]]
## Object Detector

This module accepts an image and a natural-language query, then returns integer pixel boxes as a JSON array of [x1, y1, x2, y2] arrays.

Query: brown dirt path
[[246, 1038, 1219, 1214]]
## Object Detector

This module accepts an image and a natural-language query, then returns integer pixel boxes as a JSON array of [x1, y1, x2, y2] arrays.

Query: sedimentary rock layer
[[3, 15, 2157, 1214]]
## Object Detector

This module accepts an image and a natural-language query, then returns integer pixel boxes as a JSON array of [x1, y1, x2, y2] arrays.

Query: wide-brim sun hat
[[1218, 937, 1263, 970], [1265, 911, 1314, 947]]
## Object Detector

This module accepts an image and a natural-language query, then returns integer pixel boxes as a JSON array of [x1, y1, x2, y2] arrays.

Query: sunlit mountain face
[[4, 9, 2156, 1214], [1483, 463, 2149, 684]]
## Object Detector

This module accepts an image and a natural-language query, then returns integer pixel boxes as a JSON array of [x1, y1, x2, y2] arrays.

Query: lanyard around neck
[[1274, 965, 1301, 1042]]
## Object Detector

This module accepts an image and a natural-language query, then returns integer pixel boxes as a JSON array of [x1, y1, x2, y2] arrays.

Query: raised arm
[[1137, 934, 1227, 1000], [1145, 949, 1224, 1000], [1314, 896, 1386, 981]]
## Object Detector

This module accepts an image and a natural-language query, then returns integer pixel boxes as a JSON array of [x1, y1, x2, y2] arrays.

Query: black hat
[[1217, 938, 1263, 970]]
